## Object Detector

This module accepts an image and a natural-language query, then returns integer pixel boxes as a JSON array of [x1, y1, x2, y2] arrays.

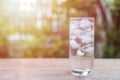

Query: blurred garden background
[[0, 0, 120, 58]]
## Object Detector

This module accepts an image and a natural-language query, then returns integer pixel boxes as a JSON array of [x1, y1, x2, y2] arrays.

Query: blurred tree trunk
[[0, 37, 9, 58], [97, 0, 109, 30]]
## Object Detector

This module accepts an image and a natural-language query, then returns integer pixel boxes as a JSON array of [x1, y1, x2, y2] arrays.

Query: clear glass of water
[[69, 17, 94, 76]]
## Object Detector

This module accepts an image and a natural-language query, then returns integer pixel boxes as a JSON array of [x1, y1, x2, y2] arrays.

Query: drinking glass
[[69, 17, 94, 76]]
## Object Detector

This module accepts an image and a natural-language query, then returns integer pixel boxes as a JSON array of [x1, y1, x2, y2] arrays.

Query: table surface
[[0, 59, 120, 80]]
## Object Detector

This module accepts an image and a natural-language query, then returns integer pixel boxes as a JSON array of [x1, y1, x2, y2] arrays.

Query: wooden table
[[0, 59, 120, 80]]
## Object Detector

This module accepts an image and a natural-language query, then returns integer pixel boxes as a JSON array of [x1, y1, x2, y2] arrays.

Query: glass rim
[[70, 17, 94, 20]]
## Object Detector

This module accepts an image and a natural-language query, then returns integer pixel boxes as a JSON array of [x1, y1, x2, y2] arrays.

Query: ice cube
[[84, 47, 94, 57], [75, 37, 81, 44], [70, 35, 77, 40], [82, 43, 93, 49], [81, 43, 94, 56], [85, 47, 94, 54], [77, 49, 84, 56], [70, 22, 77, 34], [70, 40, 79, 49], [90, 30, 94, 36], [79, 35, 93, 44], [71, 29, 86, 36], [88, 29, 94, 37], [71, 29, 81, 35], [87, 25, 93, 31], [79, 19, 93, 31], [70, 47, 78, 56]]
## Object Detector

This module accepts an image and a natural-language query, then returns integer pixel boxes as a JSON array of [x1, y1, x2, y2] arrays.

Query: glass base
[[71, 69, 93, 76]]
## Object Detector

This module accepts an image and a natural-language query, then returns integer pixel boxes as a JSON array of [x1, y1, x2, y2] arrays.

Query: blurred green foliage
[[103, 0, 120, 58], [1, 0, 119, 58], [0, 0, 97, 58]]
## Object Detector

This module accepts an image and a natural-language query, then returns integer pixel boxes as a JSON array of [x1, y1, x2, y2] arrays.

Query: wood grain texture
[[0, 59, 120, 80]]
